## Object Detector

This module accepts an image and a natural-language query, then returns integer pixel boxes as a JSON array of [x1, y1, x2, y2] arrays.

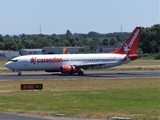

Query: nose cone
[[5, 62, 12, 69]]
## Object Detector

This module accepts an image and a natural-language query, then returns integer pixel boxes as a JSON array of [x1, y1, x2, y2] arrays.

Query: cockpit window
[[10, 60, 18, 62]]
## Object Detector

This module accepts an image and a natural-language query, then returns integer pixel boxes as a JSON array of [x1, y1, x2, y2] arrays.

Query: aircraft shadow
[[51, 72, 142, 78], [82, 72, 142, 78], [1, 72, 143, 80]]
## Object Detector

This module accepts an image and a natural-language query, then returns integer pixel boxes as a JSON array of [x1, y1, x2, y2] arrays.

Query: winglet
[[110, 26, 141, 55]]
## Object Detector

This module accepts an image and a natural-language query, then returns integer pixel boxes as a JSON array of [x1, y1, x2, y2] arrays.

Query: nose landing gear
[[13, 70, 22, 76]]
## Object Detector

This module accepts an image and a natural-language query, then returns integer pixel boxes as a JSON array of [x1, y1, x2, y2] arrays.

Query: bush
[[143, 53, 149, 57], [154, 53, 160, 59]]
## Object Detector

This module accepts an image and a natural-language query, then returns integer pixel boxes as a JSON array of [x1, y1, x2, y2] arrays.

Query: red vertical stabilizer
[[110, 26, 141, 55]]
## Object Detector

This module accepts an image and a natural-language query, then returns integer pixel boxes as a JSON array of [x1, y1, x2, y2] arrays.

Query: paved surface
[[0, 70, 159, 80], [0, 113, 101, 120], [0, 113, 47, 120], [0, 70, 159, 120]]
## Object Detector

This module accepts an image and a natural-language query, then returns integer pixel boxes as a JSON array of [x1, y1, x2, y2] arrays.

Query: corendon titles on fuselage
[[30, 57, 63, 64]]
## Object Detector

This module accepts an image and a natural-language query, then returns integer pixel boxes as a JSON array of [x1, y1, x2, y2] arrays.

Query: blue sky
[[0, 0, 159, 34]]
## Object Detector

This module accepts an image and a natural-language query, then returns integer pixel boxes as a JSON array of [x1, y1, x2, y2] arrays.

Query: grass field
[[0, 78, 159, 119], [108, 59, 160, 71], [0, 59, 7, 67], [124, 59, 160, 66]]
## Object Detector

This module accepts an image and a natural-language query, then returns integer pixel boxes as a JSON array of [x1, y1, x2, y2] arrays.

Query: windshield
[[10, 59, 18, 62]]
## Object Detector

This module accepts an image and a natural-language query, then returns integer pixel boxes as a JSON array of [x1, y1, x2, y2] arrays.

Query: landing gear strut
[[18, 72, 22, 76], [13, 70, 22, 76], [78, 69, 84, 76]]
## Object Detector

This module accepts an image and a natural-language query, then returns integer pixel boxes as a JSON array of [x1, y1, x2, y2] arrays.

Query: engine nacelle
[[60, 65, 78, 74]]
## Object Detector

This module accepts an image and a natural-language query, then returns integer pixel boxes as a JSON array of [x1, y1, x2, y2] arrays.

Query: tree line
[[0, 24, 159, 54]]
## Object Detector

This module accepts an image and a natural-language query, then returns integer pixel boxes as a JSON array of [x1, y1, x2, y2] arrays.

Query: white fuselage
[[5, 53, 129, 72]]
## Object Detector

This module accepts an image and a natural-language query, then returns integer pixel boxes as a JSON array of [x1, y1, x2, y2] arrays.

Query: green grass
[[107, 59, 160, 71], [0, 60, 11, 72], [0, 59, 8, 67], [0, 78, 159, 119], [125, 59, 160, 66]]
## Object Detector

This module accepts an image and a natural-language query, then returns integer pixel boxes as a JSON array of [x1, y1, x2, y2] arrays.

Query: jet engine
[[60, 65, 78, 74]]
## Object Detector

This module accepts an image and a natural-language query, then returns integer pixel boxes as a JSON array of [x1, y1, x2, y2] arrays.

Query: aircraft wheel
[[18, 72, 22, 76], [78, 71, 84, 76], [81, 71, 84, 75], [69, 72, 73, 75]]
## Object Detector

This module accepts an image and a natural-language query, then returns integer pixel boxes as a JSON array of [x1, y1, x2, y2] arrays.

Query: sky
[[0, 0, 159, 35]]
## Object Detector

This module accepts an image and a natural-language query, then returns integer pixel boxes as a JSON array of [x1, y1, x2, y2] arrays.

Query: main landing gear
[[67, 68, 84, 76], [18, 72, 22, 76], [78, 69, 84, 76], [68, 68, 84, 75]]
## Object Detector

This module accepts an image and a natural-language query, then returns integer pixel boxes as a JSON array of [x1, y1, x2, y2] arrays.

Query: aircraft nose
[[5, 62, 11, 69]]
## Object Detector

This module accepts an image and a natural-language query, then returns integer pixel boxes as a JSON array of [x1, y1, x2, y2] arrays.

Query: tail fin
[[110, 26, 141, 54], [63, 48, 68, 54]]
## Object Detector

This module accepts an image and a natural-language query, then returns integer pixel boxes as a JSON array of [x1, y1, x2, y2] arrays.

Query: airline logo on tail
[[63, 48, 68, 54], [110, 26, 141, 55], [123, 28, 140, 54], [123, 44, 130, 54]]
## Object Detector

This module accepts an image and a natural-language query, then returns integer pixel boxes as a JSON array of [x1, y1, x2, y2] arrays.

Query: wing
[[69, 61, 119, 69]]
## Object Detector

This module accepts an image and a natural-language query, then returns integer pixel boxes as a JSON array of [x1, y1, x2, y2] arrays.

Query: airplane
[[5, 26, 141, 76]]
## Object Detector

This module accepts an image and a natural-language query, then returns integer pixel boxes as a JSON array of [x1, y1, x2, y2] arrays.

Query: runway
[[0, 112, 99, 120], [0, 70, 159, 80]]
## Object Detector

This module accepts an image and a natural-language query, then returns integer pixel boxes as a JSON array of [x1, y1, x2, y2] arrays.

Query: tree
[[20, 33, 26, 39], [0, 34, 3, 42], [54, 36, 62, 47], [22, 38, 33, 49], [35, 37, 52, 48], [81, 38, 89, 46], [68, 36, 77, 47], [116, 35, 121, 42], [102, 38, 109, 45], [16, 40, 25, 50], [4, 38, 18, 50], [62, 40, 70, 47], [89, 38, 101, 52], [77, 40, 83, 46], [13, 35, 20, 41], [0, 42, 5, 50], [153, 24, 160, 52], [4, 34, 11, 39], [139, 24, 160, 53], [66, 30, 72, 38], [87, 31, 99, 38], [110, 38, 117, 45]]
